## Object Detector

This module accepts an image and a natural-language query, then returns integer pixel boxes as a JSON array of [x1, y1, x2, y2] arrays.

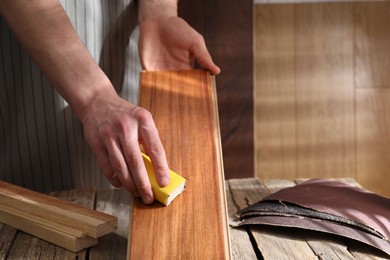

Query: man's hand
[[81, 90, 170, 204], [139, 16, 220, 74]]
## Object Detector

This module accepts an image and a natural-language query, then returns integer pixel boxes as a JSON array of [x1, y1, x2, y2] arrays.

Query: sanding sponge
[[142, 153, 186, 206]]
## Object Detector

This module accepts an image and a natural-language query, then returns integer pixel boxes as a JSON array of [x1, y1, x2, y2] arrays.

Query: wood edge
[[209, 73, 232, 260], [0, 204, 86, 238], [0, 193, 103, 238], [126, 196, 134, 259], [0, 183, 117, 238], [0, 209, 98, 252], [0, 181, 116, 223]]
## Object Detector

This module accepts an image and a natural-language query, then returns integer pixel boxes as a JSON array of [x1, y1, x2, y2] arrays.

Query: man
[[0, 0, 219, 204]]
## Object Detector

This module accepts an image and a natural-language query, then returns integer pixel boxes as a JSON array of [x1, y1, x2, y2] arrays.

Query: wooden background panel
[[255, 5, 297, 180], [179, 0, 254, 179], [255, 2, 390, 196], [255, 3, 356, 182], [354, 1, 390, 88], [295, 3, 355, 178], [356, 89, 390, 196]]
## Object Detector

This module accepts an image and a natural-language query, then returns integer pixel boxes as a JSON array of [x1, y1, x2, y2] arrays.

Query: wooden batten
[[0, 181, 117, 238], [0, 181, 118, 252], [128, 70, 231, 259]]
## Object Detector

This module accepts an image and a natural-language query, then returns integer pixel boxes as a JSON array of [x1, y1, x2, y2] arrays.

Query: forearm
[[138, 0, 178, 22], [0, 0, 115, 119]]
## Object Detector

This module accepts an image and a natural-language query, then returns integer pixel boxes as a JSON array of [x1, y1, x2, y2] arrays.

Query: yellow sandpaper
[[142, 153, 186, 206]]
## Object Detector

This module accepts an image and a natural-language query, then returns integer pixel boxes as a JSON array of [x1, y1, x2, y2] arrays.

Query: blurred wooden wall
[[179, 0, 254, 179], [255, 2, 390, 196]]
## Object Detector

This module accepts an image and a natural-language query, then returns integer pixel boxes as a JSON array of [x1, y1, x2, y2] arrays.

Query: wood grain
[[6, 189, 96, 259], [295, 3, 355, 179], [225, 182, 257, 260], [255, 3, 356, 181], [356, 89, 390, 196], [354, 1, 390, 88], [179, 0, 254, 179], [89, 189, 131, 259], [0, 181, 117, 238], [255, 2, 390, 196], [255, 5, 297, 180], [0, 181, 117, 252], [128, 70, 230, 259]]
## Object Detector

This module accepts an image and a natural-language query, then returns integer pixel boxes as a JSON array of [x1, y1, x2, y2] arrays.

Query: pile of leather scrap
[[236, 179, 390, 256]]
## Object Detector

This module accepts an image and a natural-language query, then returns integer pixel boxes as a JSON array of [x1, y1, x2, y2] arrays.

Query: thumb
[[190, 36, 221, 75]]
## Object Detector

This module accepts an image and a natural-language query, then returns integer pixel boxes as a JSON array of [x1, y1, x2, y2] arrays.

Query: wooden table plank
[[6, 189, 95, 259], [89, 189, 131, 259], [0, 222, 17, 258], [128, 70, 230, 259], [225, 181, 258, 260]]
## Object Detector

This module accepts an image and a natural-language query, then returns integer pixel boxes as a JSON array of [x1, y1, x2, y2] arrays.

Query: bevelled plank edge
[[0, 181, 117, 238]]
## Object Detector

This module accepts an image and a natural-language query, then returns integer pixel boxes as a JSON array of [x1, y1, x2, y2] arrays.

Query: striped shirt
[[0, 0, 141, 192]]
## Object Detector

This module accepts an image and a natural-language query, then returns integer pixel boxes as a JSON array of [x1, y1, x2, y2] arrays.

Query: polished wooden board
[[128, 70, 230, 259], [254, 2, 390, 196]]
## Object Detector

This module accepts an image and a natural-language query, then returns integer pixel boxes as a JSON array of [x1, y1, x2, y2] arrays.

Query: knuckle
[[149, 144, 164, 156], [99, 124, 113, 139], [134, 107, 153, 125], [116, 116, 132, 135], [126, 153, 141, 168]]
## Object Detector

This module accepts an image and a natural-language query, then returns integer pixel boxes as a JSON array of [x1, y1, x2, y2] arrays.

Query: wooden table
[[0, 178, 388, 259]]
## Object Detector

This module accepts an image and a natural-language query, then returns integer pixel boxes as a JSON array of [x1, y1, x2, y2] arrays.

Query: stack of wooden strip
[[0, 181, 117, 252]]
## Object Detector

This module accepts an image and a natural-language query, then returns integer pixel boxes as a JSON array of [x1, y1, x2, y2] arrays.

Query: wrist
[[138, 0, 178, 23]]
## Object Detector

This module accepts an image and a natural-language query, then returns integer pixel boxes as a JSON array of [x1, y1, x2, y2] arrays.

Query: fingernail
[[159, 175, 170, 187], [143, 194, 153, 205]]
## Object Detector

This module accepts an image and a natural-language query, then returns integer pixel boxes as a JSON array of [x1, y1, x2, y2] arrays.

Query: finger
[[105, 171, 123, 188], [190, 35, 221, 75], [135, 108, 170, 187], [122, 140, 154, 204], [103, 133, 139, 196], [90, 140, 123, 188], [117, 112, 155, 204]]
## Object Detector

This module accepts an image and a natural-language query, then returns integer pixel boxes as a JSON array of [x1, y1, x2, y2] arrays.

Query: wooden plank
[[89, 189, 131, 259], [354, 1, 390, 88], [179, 0, 254, 179], [225, 181, 258, 260], [295, 3, 355, 179], [356, 88, 390, 197], [0, 181, 117, 239], [0, 223, 17, 258], [255, 3, 356, 182], [353, 1, 390, 197], [6, 188, 96, 259], [128, 70, 230, 259], [255, 4, 297, 180], [228, 178, 317, 259]]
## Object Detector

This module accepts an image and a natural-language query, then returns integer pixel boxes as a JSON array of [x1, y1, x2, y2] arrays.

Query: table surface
[[0, 178, 388, 260]]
